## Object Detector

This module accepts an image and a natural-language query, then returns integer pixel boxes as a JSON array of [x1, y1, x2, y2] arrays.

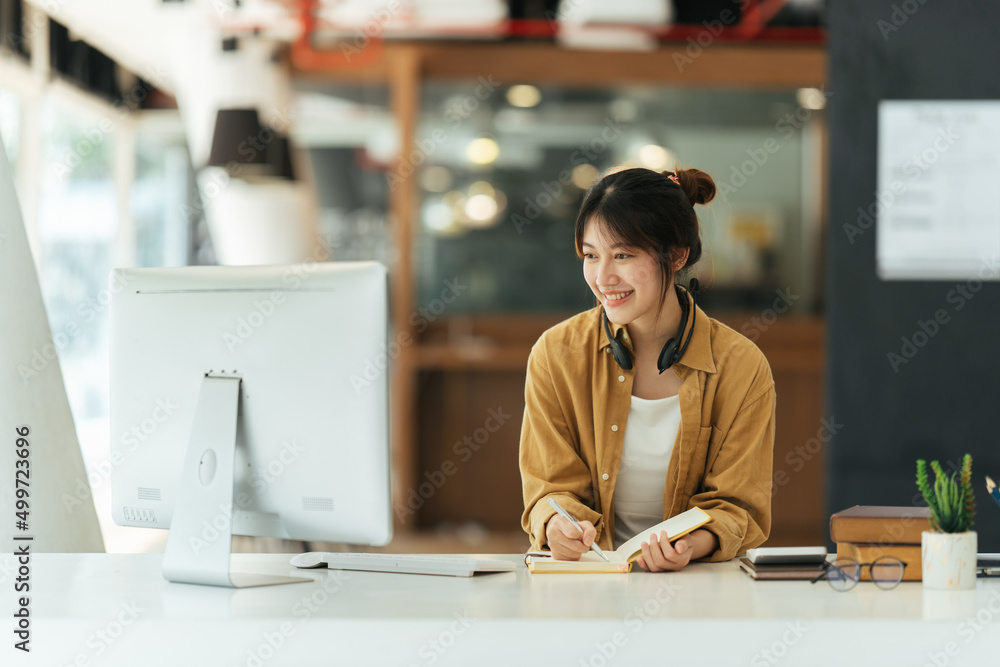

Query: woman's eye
[[615, 253, 630, 260], [583, 253, 596, 260]]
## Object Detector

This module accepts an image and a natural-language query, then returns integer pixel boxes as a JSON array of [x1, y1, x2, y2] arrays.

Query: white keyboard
[[290, 552, 515, 577]]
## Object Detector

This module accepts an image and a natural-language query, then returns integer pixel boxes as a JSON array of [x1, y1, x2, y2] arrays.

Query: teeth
[[605, 291, 633, 301]]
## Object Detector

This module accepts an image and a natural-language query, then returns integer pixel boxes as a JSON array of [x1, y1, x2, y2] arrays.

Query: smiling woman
[[519, 166, 776, 572]]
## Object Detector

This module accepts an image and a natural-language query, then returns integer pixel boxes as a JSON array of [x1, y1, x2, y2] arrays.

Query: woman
[[519, 167, 775, 572]]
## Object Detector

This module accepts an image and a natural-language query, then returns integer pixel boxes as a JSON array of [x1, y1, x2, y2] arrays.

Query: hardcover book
[[829, 505, 932, 545]]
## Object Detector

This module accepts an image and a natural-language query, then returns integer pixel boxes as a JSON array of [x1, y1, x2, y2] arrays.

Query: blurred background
[[0, 0, 831, 554]]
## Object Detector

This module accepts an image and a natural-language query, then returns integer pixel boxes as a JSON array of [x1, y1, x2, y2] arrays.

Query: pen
[[986, 476, 1000, 511], [548, 497, 610, 562]]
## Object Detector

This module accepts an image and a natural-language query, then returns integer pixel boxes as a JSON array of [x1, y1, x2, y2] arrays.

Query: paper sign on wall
[[876, 101, 1000, 281]]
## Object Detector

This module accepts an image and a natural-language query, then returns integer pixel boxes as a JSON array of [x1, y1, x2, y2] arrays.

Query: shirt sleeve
[[519, 340, 603, 551], [689, 368, 775, 562]]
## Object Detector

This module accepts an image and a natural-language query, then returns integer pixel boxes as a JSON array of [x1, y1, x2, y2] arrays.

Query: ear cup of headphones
[[656, 285, 692, 373], [657, 336, 681, 372], [602, 310, 633, 371]]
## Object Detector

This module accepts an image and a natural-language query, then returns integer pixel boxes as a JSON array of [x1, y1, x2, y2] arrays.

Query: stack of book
[[738, 547, 829, 581], [830, 505, 932, 581]]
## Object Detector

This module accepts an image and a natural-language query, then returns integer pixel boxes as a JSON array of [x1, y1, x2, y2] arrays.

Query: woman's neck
[[628, 285, 684, 358]]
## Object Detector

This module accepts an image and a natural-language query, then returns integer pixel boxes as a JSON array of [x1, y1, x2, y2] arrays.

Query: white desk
[[3, 553, 1000, 666]]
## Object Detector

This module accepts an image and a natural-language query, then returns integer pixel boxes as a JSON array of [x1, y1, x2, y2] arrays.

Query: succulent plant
[[916, 454, 975, 533]]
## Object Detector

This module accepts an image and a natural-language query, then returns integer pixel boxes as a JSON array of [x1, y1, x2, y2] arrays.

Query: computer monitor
[[110, 262, 392, 587]]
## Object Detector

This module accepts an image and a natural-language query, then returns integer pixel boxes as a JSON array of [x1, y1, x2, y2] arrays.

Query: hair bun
[[671, 168, 716, 206]]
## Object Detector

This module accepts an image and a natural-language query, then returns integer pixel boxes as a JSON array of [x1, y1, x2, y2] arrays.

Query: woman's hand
[[545, 515, 597, 561], [635, 528, 718, 572]]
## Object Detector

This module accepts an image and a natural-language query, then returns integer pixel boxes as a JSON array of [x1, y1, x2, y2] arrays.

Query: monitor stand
[[161, 374, 311, 588]]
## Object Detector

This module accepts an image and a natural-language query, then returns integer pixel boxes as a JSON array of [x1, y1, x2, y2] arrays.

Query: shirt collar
[[597, 290, 716, 374]]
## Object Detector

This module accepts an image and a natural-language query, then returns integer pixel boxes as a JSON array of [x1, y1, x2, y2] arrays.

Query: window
[[132, 126, 195, 267], [414, 85, 824, 314], [35, 95, 118, 455]]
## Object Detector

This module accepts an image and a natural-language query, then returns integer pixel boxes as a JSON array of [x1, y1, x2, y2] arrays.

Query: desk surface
[[3, 553, 1000, 666]]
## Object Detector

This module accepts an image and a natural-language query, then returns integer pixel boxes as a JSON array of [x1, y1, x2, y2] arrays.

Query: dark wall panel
[[828, 0, 1000, 549]]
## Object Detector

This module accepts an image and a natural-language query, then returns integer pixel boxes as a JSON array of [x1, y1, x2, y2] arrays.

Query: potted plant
[[916, 454, 976, 590]]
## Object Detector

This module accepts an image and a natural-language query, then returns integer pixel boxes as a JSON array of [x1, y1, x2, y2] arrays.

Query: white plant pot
[[921, 531, 977, 590]]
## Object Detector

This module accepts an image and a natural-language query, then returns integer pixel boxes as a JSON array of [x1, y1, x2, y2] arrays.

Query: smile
[[603, 290, 634, 306]]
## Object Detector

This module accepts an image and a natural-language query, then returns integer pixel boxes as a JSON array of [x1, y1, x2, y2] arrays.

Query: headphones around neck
[[602, 279, 699, 374]]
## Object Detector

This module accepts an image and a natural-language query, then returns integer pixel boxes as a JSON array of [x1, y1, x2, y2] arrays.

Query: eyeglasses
[[810, 556, 907, 591]]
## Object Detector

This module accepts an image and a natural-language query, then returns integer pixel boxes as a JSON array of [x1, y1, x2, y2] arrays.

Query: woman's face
[[581, 220, 665, 327]]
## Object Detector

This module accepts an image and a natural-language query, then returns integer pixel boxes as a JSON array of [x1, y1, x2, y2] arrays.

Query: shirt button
[[602, 473, 610, 481], [611, 425, 618, 432], [618, 375, 625, 382]]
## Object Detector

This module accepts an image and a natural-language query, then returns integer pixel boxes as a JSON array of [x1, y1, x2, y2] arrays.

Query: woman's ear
[[672, 248, 690, 271]]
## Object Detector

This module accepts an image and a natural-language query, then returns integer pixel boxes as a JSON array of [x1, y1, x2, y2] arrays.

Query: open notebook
[[525, 507, 712, 573]]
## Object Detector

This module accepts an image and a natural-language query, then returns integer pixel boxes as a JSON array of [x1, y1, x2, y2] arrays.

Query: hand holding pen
[[546, 497, 610, 562]]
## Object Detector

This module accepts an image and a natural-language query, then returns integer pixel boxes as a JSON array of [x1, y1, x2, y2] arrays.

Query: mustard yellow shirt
[[519, 299, 775, 562]]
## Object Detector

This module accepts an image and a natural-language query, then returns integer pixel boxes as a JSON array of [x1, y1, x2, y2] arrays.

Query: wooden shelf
[[295, 40, 826, 87], [409, 315, 826, 375], [413, 313, 824, 371], [415, 343, 534, 371]]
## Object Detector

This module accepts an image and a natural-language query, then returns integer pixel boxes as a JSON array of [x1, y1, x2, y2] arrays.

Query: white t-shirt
[[613, 394, 681, 550]]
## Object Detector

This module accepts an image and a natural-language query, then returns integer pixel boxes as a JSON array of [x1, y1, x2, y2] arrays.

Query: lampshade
[[206, 108, 269, 171]]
